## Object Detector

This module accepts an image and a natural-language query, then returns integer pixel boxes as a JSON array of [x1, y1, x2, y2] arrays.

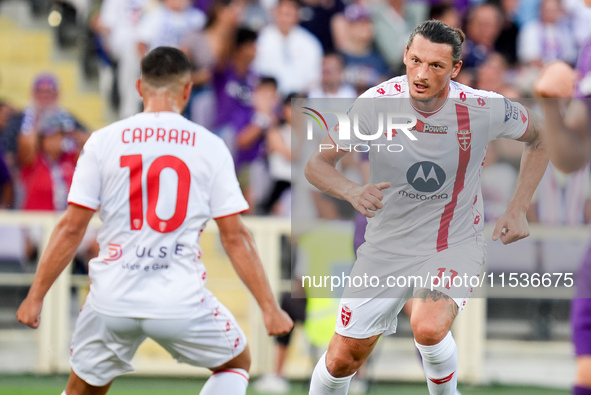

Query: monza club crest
[[341, 305, 352, 327], [456, 129, 472, 151]]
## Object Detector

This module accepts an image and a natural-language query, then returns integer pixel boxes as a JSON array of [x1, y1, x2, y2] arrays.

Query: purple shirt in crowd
[[213, 66, 261, 171]]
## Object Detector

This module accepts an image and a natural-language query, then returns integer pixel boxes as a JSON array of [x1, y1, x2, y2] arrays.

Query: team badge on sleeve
[[341, 305, 352, 327]]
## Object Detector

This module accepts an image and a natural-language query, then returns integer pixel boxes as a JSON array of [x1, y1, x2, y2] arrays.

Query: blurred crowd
[[2, 0, 591, 221]]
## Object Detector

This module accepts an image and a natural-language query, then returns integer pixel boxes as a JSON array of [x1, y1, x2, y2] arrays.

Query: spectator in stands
[[476, 52, 520, 98], [18, 74, 87, 167], [298, 0, 346, 53], [0, 101, 20, 171], [97, 0, 151, 118], [240, 0, 271, 31], [337, 3, 390, 95], [369, 0, 427, 74], [213, 27, 261, 157], [259, 94, 296, 216], [495, 0, 520, 66], [517, 0, 577, 67], [215, 27, 279, 208], [308, 53, 356, 99], [179, 0, 244, 129], [18, 111, 79, 211], [462, 3, 504, 69], [254, 0, 323, 95], [137, 0, 206, 57], [236, 77, 280, 209], [422, 0, 470, 17], [0, 130, 13, 209], [429, 3, 461, 29], [563, 0, 591, 48]]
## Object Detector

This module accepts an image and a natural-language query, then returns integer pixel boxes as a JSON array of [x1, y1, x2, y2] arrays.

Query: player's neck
[[142, 97, 183, 114]]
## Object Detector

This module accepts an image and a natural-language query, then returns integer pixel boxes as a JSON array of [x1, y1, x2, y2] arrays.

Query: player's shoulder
[[360, 76, 408, 99], [449, 81, 505, 108]]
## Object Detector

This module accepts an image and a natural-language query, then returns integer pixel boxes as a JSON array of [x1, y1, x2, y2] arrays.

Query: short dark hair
[[141, 46, 192, 87], [258, 76, 278, 90], [406, 20, 465, 65], [235, 27, 258, 47]]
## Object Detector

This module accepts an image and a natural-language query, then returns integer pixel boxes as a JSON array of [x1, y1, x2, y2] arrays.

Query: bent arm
[[216, 214, 292, 336], [305, 134, 355, 200], [305, 134, 390, 217], [510, 110, 549, 213], [17, 204, 94, 327], [493, 110, 549, 243]]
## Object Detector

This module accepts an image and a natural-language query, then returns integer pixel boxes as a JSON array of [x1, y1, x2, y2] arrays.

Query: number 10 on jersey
[[120, 154, 190, 233]]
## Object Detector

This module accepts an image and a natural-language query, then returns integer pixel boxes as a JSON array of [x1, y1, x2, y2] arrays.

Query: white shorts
[[70, 291, 247, 386], [335, 242, 485, 339]]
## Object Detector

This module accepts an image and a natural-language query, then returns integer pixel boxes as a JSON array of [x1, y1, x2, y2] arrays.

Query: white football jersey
[[328, 76, 530, 256], [68, 112, 248, 319]]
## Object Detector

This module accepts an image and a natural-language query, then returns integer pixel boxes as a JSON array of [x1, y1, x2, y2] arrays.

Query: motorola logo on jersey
[[406, 161, 446, 193]]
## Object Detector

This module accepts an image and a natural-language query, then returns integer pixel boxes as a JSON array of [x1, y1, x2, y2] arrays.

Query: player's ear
[[183, 81, 193, 102], [403, 46, 409, 66], [451, 60, 463, 79], [136, 79, 144, 98]]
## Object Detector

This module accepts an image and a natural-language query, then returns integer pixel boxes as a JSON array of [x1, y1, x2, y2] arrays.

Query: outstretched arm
[[493, 110, 548, 244], [534, 61, 591, 173], [305, 134, 390, 218], [216, 214, 293, 336], [17, 204, 94, 328]]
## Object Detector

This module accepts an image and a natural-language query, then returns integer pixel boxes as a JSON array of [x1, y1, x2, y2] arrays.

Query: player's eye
[[432, 64, 441, 69], [412, 58, 419, 63]]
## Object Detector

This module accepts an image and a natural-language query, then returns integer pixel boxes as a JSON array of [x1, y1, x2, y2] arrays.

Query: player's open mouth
[[414, 83, 428, 93]]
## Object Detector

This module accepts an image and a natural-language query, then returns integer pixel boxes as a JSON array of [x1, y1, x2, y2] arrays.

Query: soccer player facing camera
[[17, 47, 293, 395], [305, 20, 548, 394]]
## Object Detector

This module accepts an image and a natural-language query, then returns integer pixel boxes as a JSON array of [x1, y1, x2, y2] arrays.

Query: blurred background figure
[[17, 74, 87, 184], [429, 3, 461, 29], [476, 52, 520, 98], [96, 0, 151, 118], [136, 0, 206, 56], [517, 0, 577, 68], [495, 0, 521, 66], [254, 0, 323, 95], [337, 3, 389, 95], [462, 3, 504, 70], [259, 93, 296, 216], [213, 26, 260, 160], [369, 0, 427, 74], [298, 0, 346, 53], [179, 0, 244, 129], [18, 111, 80, 212], [308, 52, 356, 99]]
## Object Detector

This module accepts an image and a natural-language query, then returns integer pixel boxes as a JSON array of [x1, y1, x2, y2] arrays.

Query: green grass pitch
[[0, 375, 570, 395]]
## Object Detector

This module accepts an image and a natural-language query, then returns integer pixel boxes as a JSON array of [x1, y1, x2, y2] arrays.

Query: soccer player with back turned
[[16, 46, 293, 395]]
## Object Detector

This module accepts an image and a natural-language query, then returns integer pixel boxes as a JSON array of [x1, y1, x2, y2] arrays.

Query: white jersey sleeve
[[488, 93, 530, 141], [210, 148, 249, 219], [68, 133, 102, 211]]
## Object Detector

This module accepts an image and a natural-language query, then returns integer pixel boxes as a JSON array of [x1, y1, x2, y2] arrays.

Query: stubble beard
[[410, 82, 448, 103]]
